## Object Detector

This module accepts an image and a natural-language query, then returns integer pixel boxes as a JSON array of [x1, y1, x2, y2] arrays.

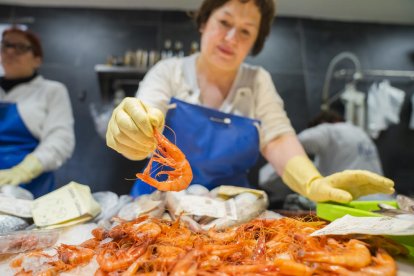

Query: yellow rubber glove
[[281, 156, 395, 203], [106, 97, 165, 160], [0, 154, 43, 186]]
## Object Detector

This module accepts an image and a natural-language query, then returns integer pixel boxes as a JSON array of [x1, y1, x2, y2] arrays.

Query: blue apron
[[0, 102, 54, 198], [131, 97, 260, 196]]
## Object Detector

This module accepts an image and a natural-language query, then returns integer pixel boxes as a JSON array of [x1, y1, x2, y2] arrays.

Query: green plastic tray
[[316, 200, 414, 257], [317, 200, 397, 221]]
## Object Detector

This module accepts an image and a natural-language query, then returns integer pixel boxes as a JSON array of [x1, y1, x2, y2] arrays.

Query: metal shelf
[[94, 64, 148, 101], [94, 64, 148, 74]]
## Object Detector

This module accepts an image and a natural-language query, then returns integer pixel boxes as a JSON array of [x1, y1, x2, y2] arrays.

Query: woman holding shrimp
[[106, 0, 394, 202]]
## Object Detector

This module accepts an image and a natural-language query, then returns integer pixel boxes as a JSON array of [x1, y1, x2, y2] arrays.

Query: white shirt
[[136, 54, 295, 149], [367, 80, 405, 139], [298, 122, 383, 176], [0, 75, 75, 171]]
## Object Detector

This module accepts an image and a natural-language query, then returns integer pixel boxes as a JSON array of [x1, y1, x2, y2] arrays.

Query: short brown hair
[[308, 110, 345, 128], [2, 27, 43, 58], [193, 0, 275, 56]]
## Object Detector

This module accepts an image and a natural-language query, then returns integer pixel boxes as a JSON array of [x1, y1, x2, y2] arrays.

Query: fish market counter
[[1, 184, 414, 275]]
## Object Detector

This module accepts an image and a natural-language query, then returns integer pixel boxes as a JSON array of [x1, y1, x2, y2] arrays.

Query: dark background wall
[[1, 5, 413, 197]]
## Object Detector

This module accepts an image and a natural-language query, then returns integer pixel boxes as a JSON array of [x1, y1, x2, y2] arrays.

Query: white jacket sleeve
[[11, 77, 76, 172], [136, 58, 182, 115], [297, 124, 330, 155], [32, 82, 75, 171], [254, 68, 295, 148]]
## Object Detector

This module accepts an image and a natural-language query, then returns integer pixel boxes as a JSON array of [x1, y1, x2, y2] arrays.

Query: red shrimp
[[316, 249, 396, 276], [79, 238, 100, 250], [207, 227, 238, 243], [170, 249, 204, 275], [274, 258, 314, 276], [56, 244, 95, 266], [96, 241, 149, 272], [252, 233, 267, 262], [92, 227, 109, 240], [218, 263, 278, 275], [301, 239, 371, 269], [136, 128, 192, 191]]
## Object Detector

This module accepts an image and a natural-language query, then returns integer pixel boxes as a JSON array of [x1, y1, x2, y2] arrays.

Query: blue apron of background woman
[[131, 97, 260, 196], [0, 102, 54, 198]]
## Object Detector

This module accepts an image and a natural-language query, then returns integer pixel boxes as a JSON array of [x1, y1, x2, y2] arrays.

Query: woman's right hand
[[106, 97, 165, 160]]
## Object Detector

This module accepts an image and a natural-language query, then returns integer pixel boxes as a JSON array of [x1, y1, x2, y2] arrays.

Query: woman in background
[[0, 27, 75, 198], [299, 110, 383, 176], [106, 0, 394, 202], [298, 110, 394, 200]]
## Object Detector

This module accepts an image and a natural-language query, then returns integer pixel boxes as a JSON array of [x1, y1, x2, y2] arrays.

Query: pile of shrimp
[[10, 215, 398, 276]]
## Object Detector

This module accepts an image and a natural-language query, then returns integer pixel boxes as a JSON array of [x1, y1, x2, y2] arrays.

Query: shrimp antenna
[[163, 125, 178, 145]]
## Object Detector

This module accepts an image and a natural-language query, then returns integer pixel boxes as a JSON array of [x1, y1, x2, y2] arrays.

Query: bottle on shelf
[[161, 39, 173, 60], [106, 55, 115, 66], [174, 41, 185, 58], [124, 50, 135, 66], [135, 49, 150, 68], [141, 50, 149, 68], [189, 41, 199, 55], [148, 50, 160, 67]]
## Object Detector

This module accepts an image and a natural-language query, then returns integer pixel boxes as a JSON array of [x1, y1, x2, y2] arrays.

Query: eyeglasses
[[1, 41, 33, 55]]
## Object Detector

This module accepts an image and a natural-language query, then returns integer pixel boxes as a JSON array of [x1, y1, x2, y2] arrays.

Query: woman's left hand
[[308, 170, 395, 203], [0, 154, 43, 186]]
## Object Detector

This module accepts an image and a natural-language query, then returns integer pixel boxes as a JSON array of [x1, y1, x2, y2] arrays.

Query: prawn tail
[[136, 173, 173, 191]]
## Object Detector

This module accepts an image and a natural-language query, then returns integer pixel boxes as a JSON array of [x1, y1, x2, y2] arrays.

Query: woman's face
[[199, 0, 261, 72], [1, 32, 41, 79]]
